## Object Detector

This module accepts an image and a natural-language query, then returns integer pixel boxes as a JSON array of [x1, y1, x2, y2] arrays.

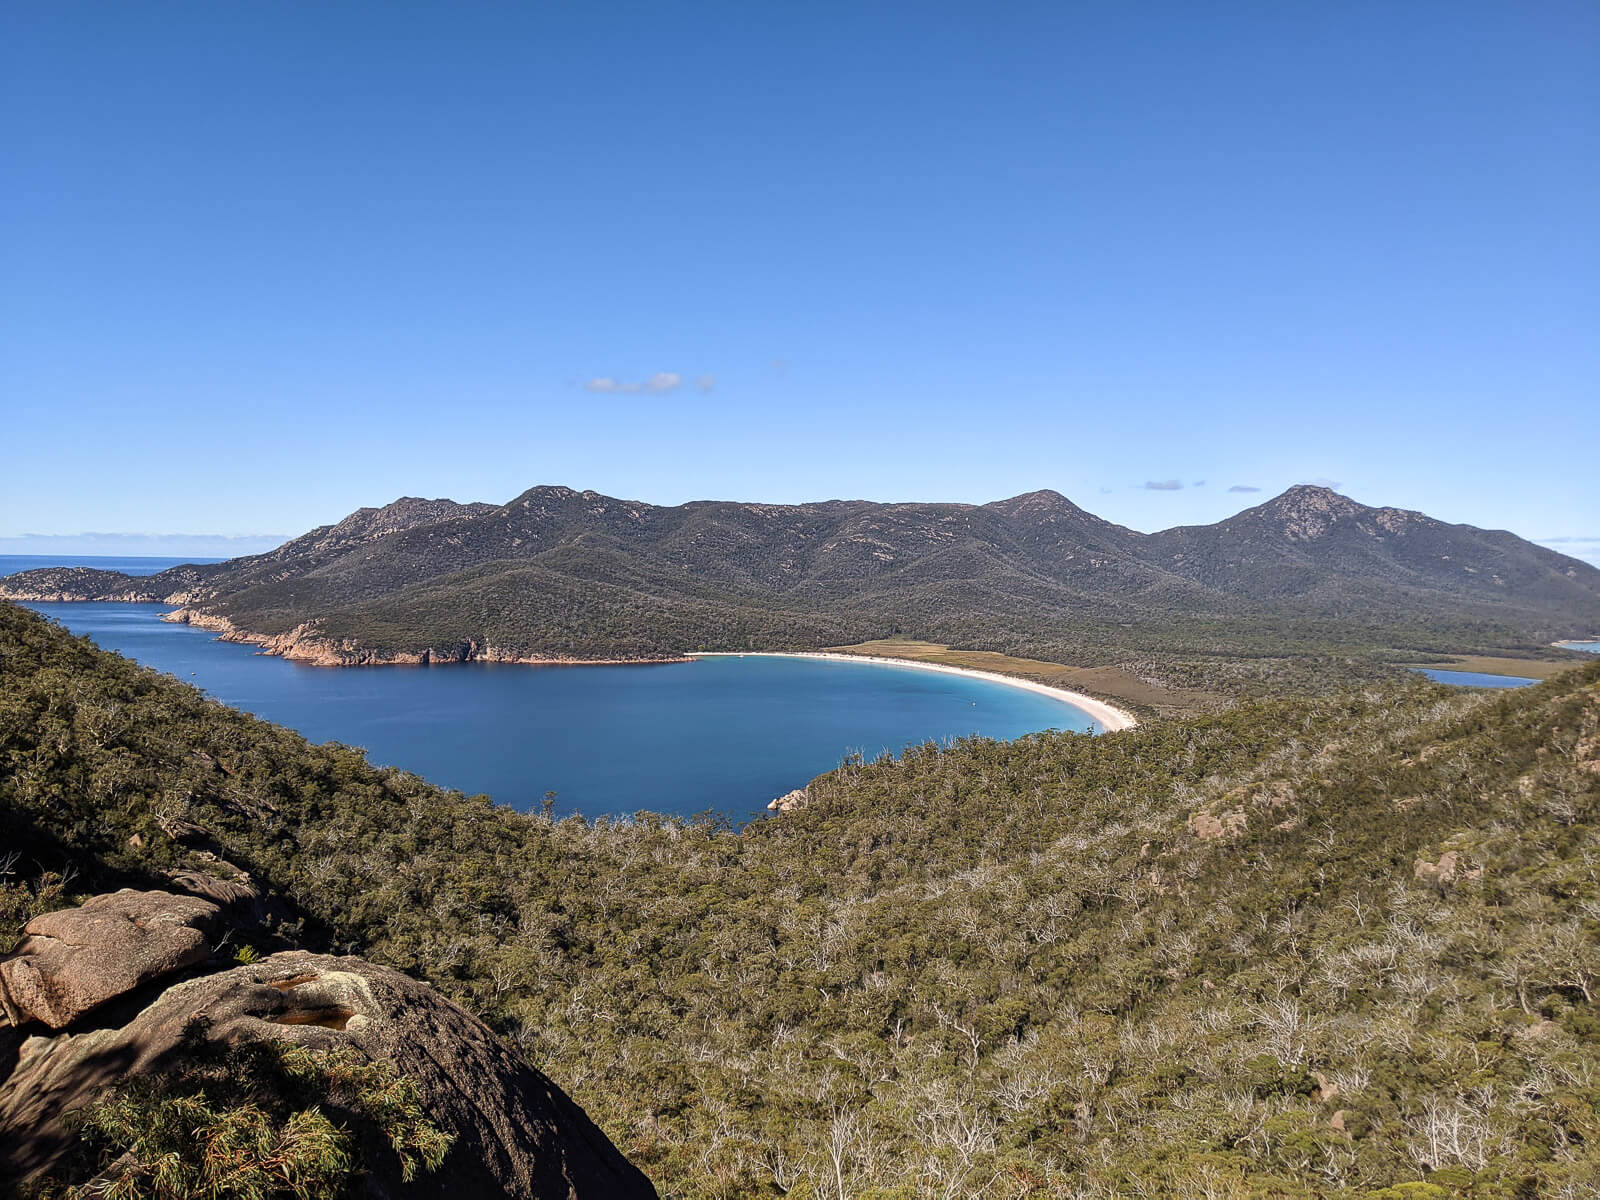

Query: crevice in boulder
[[269, 1005, 354, 1030], [266, 973, 320, 991]]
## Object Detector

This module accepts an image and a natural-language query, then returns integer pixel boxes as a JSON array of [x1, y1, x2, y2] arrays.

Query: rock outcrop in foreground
[[0, 892, 656, 1198], [0, 888, 222, 1029]]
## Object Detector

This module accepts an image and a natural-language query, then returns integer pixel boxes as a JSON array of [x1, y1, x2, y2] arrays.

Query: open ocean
[[0, 554, 223, 578]]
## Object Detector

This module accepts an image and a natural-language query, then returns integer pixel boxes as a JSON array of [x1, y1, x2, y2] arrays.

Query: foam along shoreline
[[691, 651, 1138, 732]]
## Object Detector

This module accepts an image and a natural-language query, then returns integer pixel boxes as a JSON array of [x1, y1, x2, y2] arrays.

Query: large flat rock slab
[[0, 889, 221, 1029]]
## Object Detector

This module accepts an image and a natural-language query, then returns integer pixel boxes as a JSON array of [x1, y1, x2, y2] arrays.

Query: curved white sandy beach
[[691, 651, 1138, 732]]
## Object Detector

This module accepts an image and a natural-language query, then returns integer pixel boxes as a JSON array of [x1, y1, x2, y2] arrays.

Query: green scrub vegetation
[[3, 601, 1597, 1197]]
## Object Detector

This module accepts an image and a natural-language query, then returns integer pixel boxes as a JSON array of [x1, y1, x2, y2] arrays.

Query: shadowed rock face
[[0, 950, 657, 1199], [0, 889, 222, 1029]]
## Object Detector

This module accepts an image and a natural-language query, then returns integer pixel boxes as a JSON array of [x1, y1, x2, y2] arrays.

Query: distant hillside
[[4, 484, 1596, 692], [1145, 485, 1597, 613]]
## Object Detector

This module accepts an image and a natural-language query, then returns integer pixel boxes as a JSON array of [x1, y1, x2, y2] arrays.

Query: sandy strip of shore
[[692, 651, 1138, 732]]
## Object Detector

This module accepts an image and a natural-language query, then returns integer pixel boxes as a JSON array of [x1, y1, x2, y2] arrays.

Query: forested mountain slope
[[1144, 486, 1597, 612], [4, 600, 1598, 1197], [3, 485, 1596, 691]]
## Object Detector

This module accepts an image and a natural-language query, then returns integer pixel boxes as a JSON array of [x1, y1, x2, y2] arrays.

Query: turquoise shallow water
[[20, 601, 1098, 821], [1557, 640, 1600, 654]]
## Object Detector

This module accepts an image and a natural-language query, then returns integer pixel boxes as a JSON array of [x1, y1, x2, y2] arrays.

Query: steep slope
[[4, 485, 1596, 682], [3, 600, 1597, 1196], [0, 495, 495, 606], [1144, 485, 1600, 618]]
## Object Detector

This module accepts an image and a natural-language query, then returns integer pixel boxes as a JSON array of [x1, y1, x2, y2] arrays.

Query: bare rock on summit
[[0, 950, 658, 1198], [0, 889, 221, 1029]]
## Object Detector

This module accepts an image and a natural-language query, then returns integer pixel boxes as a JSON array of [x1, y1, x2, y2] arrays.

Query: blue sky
[[3, 2, 1596, 561]]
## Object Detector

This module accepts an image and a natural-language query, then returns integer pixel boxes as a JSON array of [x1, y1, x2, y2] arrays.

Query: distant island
[[5, 484, 1597, 710]]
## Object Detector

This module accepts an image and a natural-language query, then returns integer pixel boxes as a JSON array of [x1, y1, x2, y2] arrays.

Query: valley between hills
[[4, 599, 1600, 1197]]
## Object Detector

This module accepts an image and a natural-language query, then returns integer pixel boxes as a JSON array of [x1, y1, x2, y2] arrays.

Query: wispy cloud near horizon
[[1227, 485, 1262, 493], [1535, 536, 1600, 568], [1140, 479, 1184, 490], [0, 532, 292, 558]]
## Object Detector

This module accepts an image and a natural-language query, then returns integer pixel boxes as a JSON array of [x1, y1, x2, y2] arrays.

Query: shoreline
[[161, 608, 695, 668], [691, 651, 1139, 732], [18, 598, 1137, 727]]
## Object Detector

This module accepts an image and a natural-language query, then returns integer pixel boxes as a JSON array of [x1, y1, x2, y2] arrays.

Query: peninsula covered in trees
[[3, 484, 1596, 702]]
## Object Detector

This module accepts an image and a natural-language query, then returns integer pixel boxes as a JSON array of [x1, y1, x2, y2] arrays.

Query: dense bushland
[[4, 601, 1598, 1197], [30, 1036, 452, 1199]]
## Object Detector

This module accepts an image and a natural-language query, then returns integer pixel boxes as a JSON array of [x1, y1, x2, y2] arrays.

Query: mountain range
[[3, 485, 1596, 686]]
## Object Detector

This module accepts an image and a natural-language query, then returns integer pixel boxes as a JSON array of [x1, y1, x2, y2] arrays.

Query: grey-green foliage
[[3, 601, 1599, 1197], [27, 1032, 452, 1199]]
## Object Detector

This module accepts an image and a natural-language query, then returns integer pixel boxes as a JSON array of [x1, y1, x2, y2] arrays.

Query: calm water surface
[[1, 554, 221, 577], [1415, 668, 1539, 689], [22, 600, 1097, 821]]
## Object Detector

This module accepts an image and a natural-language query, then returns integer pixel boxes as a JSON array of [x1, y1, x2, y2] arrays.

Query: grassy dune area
[[1399, 654, 1591, 680], [827, 638, 1224, 718]]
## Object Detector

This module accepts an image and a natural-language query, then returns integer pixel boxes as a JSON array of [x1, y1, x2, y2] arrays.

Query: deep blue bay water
[[17, 599, 1099, 822]]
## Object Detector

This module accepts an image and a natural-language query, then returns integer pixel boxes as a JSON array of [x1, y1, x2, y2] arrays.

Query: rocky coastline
[[162, 607, 695, 669]]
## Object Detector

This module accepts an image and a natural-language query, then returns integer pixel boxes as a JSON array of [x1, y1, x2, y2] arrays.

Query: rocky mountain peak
[[985, 489, 1092, 522], [282, 496, 492, 558], [513, 484, 583, 503], [1257, 485, 1366, 541]]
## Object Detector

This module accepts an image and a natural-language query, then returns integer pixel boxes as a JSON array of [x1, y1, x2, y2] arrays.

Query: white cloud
[[585, 372, 688, 395], [1536, 536, 1600, 568], [1227, 485, 1262, 493], [1141, 479, 1183, 491], [696, 374, 716, 393], [0, 532, 291, 558]]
